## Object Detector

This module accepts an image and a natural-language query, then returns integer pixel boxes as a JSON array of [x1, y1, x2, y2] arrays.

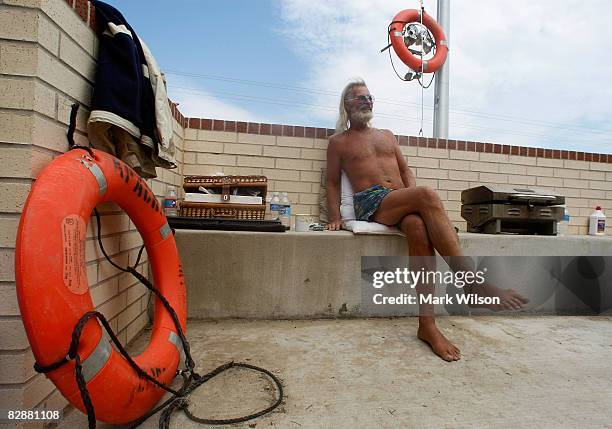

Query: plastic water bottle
[[558, 206, 570, 236], [269, 192, 281, 221], [280, 192, 292, 229], [163, 186, 178, 217], [265, 193, 272, 220], [588, 206, 606, 236]]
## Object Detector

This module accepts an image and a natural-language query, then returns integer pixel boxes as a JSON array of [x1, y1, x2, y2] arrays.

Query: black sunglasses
[[348, 95, 374, 103]]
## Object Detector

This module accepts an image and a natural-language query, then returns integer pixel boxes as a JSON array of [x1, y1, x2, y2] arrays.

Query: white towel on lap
[[340, 171, 404, 236]]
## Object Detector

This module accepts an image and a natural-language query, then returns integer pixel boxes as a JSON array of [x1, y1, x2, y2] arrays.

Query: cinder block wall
[[181, 120, 612, 235], [0, 0, 184, 420]]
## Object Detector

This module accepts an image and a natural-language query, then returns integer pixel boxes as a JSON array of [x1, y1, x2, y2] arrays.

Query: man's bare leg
[[373, 186, 528, 310], [374, 187, 462, 255], [399, 215, 460, 362]]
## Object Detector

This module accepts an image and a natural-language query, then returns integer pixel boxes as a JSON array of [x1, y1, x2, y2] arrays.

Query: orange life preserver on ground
[[15, 148, 186, 424], [389, 9, 448, 73]]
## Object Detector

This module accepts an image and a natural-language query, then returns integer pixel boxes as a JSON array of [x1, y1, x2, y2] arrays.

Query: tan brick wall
[[183, 129, 612, 235], [182, 130, 327, 219], [0, 0, 184, 418]]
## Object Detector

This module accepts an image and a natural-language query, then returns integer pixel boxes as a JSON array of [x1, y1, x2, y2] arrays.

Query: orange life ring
[[15, 149, 186, 424], [389, 9, 448, 73]]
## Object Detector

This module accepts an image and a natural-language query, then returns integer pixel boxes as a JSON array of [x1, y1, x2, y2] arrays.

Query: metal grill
[[461, 185, 565, 235]]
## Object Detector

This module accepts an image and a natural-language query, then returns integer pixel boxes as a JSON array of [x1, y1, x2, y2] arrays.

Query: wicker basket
[[181, 175, 268, 219]]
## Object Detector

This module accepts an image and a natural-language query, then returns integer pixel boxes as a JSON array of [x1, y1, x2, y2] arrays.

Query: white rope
[[419, 0, 425, 137]]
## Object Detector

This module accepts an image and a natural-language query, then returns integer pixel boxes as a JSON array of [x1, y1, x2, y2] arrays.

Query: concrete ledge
[[175, 231, 612, 319]]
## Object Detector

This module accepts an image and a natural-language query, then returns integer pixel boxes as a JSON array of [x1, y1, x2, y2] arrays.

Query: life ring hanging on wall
[[15, 148, 186, 424], [389, 8, 448, 73]]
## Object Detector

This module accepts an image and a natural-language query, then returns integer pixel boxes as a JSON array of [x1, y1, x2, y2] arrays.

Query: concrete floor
[[59, 316, 612, 429]]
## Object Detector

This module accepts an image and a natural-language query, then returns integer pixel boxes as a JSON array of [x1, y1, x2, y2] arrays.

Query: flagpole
[[433, 0, 450, 138]]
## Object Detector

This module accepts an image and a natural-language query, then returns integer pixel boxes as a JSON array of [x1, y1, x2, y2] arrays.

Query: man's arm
[[326, 136, 343, 230], [391, 134, 416, 188]]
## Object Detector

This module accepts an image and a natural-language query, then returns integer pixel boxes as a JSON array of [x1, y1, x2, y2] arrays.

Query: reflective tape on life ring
[[168, 331, 181, 353], [78, 155, 107, 196], [389, 8, 449, 73], [81, 336, 112, 383]]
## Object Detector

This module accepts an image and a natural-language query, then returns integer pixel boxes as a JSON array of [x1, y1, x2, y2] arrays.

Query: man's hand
[[326, 219, 343, 231]]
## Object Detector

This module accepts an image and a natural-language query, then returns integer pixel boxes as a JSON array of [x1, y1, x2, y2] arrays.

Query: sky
[[102, 0, 612, 153]]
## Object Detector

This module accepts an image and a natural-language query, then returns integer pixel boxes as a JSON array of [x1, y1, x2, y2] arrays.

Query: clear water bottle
[[558, 206, 570, 236], [269, 192, 281, 221], [280, 192, 292, 229], [265, 192, 273, 220], [163, 186, 178, 217]]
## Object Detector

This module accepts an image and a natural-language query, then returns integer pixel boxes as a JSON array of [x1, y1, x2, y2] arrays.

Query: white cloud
[[277, 0, 612, 151], [166, 76, 266, 123]]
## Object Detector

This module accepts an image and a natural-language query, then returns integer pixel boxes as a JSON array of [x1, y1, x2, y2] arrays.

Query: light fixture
[[403, 23, 434, 55]]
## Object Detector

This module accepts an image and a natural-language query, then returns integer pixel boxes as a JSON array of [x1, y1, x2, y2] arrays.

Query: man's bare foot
[[417, 322, 461, 362], [468, 284, 529, 311]]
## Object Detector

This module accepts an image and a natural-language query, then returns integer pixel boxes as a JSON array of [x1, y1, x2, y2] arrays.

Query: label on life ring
[[62, 215, 88, 295]]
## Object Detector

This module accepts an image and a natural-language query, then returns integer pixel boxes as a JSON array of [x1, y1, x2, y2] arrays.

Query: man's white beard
[[350, 110, 373, 127]]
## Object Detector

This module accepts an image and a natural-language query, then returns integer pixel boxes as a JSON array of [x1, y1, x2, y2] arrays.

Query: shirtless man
[[326, 78, 528, 361]]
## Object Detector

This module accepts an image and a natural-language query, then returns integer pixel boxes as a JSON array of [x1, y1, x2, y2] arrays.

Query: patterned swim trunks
[[353, 185, 394, 221]]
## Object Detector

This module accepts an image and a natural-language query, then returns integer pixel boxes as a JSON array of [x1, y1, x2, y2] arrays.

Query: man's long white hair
[[335, 78, 369, 133]]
